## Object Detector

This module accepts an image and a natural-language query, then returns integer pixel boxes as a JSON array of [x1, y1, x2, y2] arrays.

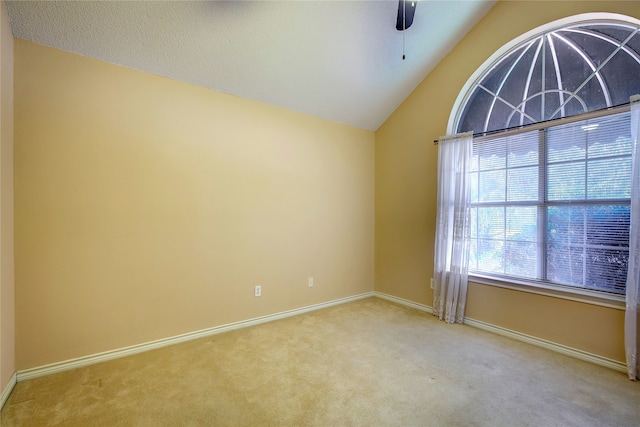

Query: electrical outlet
[[308, 277, 314, 288], [430, 278, 434, 289], [255, 285, 262, 297]]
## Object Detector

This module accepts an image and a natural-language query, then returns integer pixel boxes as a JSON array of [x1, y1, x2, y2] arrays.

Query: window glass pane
[[543, 91, 563, 122], [507, 109, 536, 128], [478, 207, 504, 239], [588, 134, 632, 158], [588, 24, 635, 43], [548, 126, 585, 162], [600, 51, 640, 107], [585, 205, 629, 246], [561, 97, 588, 119], [507, 206, 537, 242], [547, 244, 584, 286], [588, 133, 632, 157], [479, 44, 529, 93], [506, 241, 538, 278], [560, 29, 618, 68], [492, 48, 534, 108], [478, 143, 505, 170], [508, 166, 538, 201], [551, 36, 596, 95], [478, 239, 504, 274], [469, 172, 478, 204], [521, 93, 542, 124], [487, 99, 518, 133], [547, 162, 585, 200], [576, 79, 608, 112], [585, 247, 628, 293], [547, 206, 584, 245], [626, 33, 640, 61], [479, 170, 506, 202], [458, 87, 494, 133], [507, 131, 539, 167], [587, 113, 631, 158], [587, 157, 631, 199], [545, 204, 630, 293]]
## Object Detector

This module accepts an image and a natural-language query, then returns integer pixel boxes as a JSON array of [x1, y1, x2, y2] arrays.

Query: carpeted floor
[[1, 297, 639, 426]]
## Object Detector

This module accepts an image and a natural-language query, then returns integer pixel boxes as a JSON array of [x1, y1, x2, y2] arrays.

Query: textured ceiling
[[6, 0, 496, 131]]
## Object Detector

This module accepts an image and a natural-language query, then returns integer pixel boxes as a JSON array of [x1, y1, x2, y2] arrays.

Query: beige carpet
[[1, 297, 639, 426]]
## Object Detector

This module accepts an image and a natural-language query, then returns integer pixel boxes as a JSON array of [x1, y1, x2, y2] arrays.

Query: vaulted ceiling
[[6, 0, 496, 130]]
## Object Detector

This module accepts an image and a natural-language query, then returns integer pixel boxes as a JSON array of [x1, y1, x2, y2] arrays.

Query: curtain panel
[[626, 95, 640, 380], [433, 132, 473, 324]]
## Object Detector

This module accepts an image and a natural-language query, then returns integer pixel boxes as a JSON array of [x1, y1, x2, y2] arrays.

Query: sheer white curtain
[[433, 132, 473, 324], [626, 95, 640, 380]]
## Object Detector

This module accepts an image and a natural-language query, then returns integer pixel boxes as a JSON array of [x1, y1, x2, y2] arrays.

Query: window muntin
[[468, 111, 632, 294]]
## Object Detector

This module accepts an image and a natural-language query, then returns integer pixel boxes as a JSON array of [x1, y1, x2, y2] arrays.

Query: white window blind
[[469, 109, 632, 294]]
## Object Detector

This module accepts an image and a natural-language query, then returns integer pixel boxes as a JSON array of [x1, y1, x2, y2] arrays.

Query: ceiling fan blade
[[396, 0, 417, 31]]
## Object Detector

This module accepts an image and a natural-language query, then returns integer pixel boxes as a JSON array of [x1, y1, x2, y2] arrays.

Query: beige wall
[[375, 0, 639, 363], [0, 0, 15, 393], [10, 0, 638, 373], [14, 40, 375, 370]]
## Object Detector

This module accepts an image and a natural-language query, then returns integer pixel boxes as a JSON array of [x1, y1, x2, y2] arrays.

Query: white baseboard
[[0, 371, 17, 411], [374, 291, 434, 314], [16, 290, 626, 383], [464, 317, 627, 373], [17, 292, 374, 382], [373, 291, 627, 374]]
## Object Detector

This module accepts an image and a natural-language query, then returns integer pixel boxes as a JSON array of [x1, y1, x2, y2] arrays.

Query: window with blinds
[[468, 109, 632, 294]]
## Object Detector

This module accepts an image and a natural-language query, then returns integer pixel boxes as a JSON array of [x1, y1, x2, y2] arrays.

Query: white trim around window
[[469, 274, 625, 310]]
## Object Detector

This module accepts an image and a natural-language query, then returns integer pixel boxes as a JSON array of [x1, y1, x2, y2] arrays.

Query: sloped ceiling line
[[7, 0, 496, 131]]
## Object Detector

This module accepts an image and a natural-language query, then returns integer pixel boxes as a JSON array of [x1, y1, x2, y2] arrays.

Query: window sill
[[468, 274, 626, 310]]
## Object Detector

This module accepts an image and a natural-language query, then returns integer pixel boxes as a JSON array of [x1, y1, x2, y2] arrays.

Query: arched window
[[450, 14, 640, 299], [453, 14, 640, 135]]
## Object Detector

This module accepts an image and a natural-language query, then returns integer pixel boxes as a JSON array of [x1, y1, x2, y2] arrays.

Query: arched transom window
[[455, 18, 640, 134]]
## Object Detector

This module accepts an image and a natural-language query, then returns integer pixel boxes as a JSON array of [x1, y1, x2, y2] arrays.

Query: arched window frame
[[447, 13, 640, 307]]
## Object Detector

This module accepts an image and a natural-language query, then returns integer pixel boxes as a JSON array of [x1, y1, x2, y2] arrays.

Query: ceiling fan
[[396, 0, 417, 60], [396, 0, 417, 31]]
